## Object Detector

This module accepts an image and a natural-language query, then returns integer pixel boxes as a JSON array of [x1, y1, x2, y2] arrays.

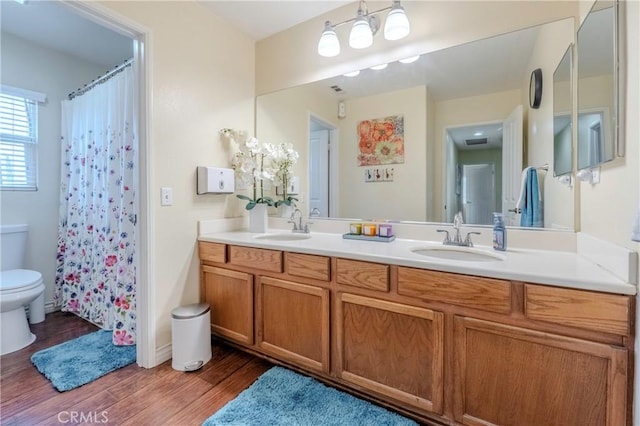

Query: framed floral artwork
[[357, 114, 404, 166]]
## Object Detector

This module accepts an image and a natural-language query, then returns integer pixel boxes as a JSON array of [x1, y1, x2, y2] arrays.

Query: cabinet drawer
[[286, 253, 330, 281], [398, 267, 511, 314], [525, 284, 631, 336], [336, 258, 389, 292], [229, 245, 283, 273], [198, 241, 226, 263]]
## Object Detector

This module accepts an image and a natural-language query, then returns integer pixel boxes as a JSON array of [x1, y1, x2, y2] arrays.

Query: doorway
[[461, 163, 496, 225], [444, 105, 522, 226], [309, 115, 337, 218], [5, 0, 152, 367]]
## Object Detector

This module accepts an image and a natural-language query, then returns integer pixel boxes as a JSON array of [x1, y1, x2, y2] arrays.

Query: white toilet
[[1, 224, 45, 355]]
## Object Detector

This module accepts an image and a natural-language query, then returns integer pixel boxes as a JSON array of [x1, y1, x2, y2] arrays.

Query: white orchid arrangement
[[220, 129, 298, 211], [271, 142, 299, 208]]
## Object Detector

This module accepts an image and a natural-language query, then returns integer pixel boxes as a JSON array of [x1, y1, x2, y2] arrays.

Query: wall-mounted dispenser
[[197, 167, 234, 194]]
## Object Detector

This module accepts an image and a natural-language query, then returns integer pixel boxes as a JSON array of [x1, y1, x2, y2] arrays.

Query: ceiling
[[200, 1, 352, 40], [0, 0, 350, 67], [1, 0, 133, 68]]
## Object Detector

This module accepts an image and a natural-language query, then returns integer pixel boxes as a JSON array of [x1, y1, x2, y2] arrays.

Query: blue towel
[[520, 168, 543, 227]]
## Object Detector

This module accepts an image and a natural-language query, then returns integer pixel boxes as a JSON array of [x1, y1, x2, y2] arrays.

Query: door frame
[[61, 0, 153, 368]]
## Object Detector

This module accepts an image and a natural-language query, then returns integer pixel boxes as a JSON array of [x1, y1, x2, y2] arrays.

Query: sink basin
[[411, 246, 504, 262], [254, 233, 311, 241]]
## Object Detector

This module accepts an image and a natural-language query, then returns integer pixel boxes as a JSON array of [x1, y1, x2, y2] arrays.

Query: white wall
[[340, 86, 427, 221], [525, 18, 575, 230], [256, 82, 338, 215], [0, 32, 109, 307], [99, 1, 256, 350], [578, 1, 639, 252]]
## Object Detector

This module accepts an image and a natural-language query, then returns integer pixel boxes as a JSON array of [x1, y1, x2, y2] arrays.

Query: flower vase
[[249, 203, 268, 233], [278, 204, 293, 218]]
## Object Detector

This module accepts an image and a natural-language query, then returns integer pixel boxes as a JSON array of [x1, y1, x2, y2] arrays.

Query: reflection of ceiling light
[[399, 55, 420, 64], [370, 64, 388, 70], [473, 132, 483, 136], [344, 70, 361, 77], [317, 0, 410, 57]]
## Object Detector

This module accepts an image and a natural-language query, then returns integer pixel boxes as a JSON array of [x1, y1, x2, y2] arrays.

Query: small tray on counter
[[342, 233, 396, 243]]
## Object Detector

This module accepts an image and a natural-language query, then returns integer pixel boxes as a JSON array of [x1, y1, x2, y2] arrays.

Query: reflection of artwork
[[357, 115, 404, 166]]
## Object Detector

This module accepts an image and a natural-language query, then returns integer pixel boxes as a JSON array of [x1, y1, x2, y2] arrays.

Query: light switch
[[161, 187, 173, 206]]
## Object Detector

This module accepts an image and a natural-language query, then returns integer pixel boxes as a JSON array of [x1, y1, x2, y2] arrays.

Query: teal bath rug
[[31, 330, 136, 392], [202, 366, 417, 425]]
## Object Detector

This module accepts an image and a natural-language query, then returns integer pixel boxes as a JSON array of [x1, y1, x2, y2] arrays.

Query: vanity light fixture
[[317, 0, 411, 57], [317, 21, 340, 57], [370, 63, 388, 70], [344, 70, 361, 77]]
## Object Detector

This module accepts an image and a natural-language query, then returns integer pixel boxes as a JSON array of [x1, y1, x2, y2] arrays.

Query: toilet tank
[[1, 224, 28, 271]]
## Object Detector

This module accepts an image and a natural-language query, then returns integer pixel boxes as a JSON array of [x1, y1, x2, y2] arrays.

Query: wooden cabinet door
[[201, 266, 254, 345], [256, 277, 330, 373], [336, 293, 444, 414], [453, 317, 628, 426]]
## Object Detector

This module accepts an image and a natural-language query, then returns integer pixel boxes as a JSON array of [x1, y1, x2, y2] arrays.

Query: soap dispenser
[[492, 212, 506, 251]]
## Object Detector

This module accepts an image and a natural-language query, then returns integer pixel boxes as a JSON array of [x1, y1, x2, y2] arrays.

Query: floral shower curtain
[[54, 63, 137, 346]]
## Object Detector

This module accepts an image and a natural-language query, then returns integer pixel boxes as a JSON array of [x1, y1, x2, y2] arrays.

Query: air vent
[[330, 85, 343, 93], [465, 138, 488, 146]]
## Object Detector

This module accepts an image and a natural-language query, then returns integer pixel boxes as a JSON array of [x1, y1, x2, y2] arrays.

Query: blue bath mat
[[203, 366, 417, 425], [30, 330, 136, 392]]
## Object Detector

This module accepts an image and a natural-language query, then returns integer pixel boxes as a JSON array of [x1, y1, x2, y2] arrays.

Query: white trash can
[[171, 303, 212, 371]]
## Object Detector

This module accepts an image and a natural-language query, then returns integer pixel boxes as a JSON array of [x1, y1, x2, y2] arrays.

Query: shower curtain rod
[[68, 58, 133, 101]]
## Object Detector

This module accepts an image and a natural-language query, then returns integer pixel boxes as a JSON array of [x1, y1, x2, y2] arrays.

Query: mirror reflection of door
[[309, 116, 334, 217], [461, 163, 495, 225], [444, 105, 522, 226]]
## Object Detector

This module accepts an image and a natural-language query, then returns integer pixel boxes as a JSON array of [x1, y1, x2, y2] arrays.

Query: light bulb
[[317, 21, 340, 57], [384, 1, 410, 41], [344, 70, 360, 77], [399, 55, 420, 64], [370, 63, 388, 70], [349, 12, 373, 49]]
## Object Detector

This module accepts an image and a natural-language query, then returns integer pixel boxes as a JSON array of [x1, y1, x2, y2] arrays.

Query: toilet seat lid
[[0, 269, 43, 292]]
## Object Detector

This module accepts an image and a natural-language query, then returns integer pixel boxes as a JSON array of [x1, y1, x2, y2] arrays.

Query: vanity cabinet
[[256, 276, 330, 373], [336, 293, 444, 414], [453, 317, 627, 426], [198, 241, 634, 426], [200, 265, 254, 345]]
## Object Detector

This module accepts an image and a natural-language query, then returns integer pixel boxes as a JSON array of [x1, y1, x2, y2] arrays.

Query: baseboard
[[155, 343, 172, 365], [45, 302, 60, 314]]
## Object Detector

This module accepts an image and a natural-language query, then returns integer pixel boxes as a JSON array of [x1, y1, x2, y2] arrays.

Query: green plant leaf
[[237, 194, 252, 201], [246, 201, 257, 210]]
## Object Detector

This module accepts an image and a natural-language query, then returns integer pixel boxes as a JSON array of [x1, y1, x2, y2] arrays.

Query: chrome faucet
[[288, 209, 312, 233], [437, 211, 480, 247]]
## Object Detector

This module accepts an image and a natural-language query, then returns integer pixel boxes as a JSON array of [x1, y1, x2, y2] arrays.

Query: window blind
[[0, 88, 41, 191]]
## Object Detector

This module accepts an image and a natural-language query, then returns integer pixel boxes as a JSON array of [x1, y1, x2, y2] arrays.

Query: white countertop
[[199, 230, 637, 295]]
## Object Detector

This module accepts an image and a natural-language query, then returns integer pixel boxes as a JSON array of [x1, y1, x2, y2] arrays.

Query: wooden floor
[[0, 311, 272, 426]]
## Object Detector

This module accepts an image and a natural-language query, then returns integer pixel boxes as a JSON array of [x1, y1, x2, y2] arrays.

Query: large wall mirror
[[553, 46, 573, 177], [257, 17, 575, 230], [577, 0, 622, 170]]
